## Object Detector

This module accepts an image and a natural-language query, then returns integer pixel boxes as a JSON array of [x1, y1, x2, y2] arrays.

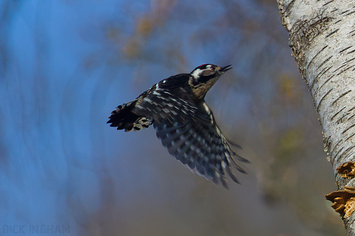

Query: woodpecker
[[107, 64, 248, 188]]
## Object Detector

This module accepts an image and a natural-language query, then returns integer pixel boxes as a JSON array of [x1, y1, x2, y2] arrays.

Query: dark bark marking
[[333, 63, 347, 74], [318, 73, 335, 91], [323, 0, 334, 7], [330, 9, 338, 14], [348, 113, 355, 122], [347, 48, 355, 54], [279, 0, 295, 16], [310, 66, 331, 91], [340, 46, 353, 54], [334, 146, 344, 163], [336, 65, 355, 76], [344, 57, 355, 64], [344, 10, 355, 16], [332, 90, 352, 106], [307, 45, 328, 70], [340, 145, 355, 160], [331, 107, 346, 121], [345, 133, 355, 143], [347, 105, 355, 114], [330, 139, 343, 159], [342, 123, 355, 135], [326, 28, 339, 38], [316, 88, 333, 112], [317, 55, 333, 70], [336, 105, 355, 124]]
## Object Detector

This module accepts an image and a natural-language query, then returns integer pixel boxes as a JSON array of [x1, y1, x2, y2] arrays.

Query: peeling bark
[[277, 0, 355, 234]]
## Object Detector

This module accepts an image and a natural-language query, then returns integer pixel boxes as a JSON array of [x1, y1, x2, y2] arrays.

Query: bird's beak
[[219, 65, 232, 73]]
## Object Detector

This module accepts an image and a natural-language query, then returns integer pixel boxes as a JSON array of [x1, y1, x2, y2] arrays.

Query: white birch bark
[[277, 0, 355, 234]]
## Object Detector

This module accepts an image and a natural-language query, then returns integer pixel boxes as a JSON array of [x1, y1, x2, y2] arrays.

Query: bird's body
[[108, 64, 248, 187]]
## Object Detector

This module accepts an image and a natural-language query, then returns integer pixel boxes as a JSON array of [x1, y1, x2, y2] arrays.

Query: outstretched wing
[[154, 102, 247, 188], [132, 84, 248, 187]]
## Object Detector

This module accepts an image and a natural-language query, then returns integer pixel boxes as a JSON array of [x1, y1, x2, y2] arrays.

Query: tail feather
[[107, 100, 152, 132]]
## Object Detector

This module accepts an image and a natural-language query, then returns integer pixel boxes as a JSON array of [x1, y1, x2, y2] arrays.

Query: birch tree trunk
[[277, 0, 355, 234]]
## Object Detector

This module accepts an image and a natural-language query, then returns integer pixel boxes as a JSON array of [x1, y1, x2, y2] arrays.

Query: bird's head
[[188, 64, 232, 100]]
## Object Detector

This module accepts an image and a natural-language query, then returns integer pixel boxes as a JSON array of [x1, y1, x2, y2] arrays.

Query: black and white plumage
[[107, 64, 248, 188]]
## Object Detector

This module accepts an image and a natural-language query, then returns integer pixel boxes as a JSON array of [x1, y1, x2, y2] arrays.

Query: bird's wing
[[133, 86, 247, 187], [154, 102, 248, 188]]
